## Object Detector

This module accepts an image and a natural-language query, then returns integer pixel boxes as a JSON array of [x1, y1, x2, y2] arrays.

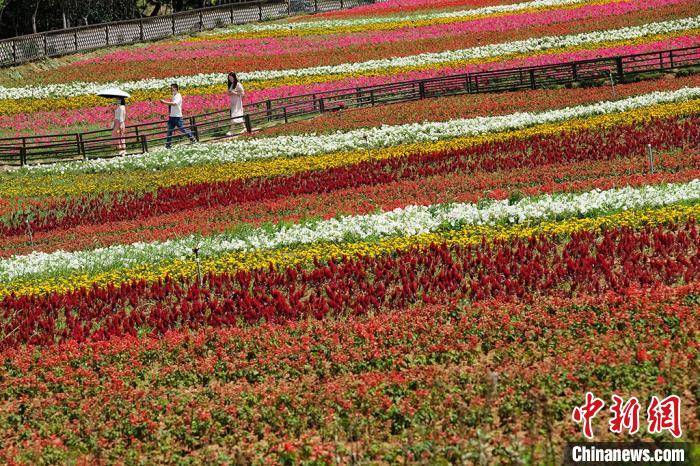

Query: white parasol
[[96, 87, 131, 99]]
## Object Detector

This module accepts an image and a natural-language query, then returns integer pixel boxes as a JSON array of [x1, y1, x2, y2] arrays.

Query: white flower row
[[17, 86, 700, 175], [1, 15, 699, 100], [212, 0, 587, 35], [2, 180, 699, 283]]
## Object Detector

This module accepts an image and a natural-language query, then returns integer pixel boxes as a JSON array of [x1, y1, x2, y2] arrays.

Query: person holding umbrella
[[160, 83, 196, 149], [113, 97, 127, 156], [97, 87, 130, 156]]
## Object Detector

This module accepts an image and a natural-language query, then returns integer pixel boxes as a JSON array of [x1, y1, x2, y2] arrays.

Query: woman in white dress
[[226, 72, 245, 136], [112, 97, 127, 155]]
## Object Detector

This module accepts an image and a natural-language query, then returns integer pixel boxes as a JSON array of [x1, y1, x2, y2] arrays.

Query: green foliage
[[0, 0, 233, 39]]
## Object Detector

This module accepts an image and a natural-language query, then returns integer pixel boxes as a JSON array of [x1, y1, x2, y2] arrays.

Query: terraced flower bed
[[0, 0, 697, 463]]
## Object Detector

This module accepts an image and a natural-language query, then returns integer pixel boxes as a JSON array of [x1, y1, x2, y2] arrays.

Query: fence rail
[[1, 45, 699, 168], [0, 0, 378, 67]]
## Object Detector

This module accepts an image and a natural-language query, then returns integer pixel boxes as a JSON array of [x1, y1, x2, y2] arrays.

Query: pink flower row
[[77, 0, 687, 66], [299, 0, 512, 20], [3, 34, 698, 135]]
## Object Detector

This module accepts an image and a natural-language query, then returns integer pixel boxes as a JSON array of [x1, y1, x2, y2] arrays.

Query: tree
[[0, 0, 218, 39], [58, 0, 76, 29], [77, 0, 100, 25], [31, 0, 40, 33]]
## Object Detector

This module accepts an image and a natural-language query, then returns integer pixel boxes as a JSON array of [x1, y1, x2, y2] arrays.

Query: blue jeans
[[166, 117, 195, 148]]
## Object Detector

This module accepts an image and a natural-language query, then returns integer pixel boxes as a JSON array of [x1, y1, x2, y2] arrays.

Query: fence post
[[315, 0, 318, 13], [74, 31, 78, 51], [139, 19, 144, 41], [244, 114, 252, 133], [571, 63, 578, 82], [19, 137, 27, 166], [105, 25, 110, 46], [318, 98, 325, 113], [76, 133, 86, 161], [615, 56, 624, 79], [189, 116, 199, 141], [529, 69, 536, 90], [370, 90, 375, 106], [419, 81, 426, 99], [199, 12, 204, 31], [466, 74, 472, 93], [340, 0, 344, 8], [266, 99, 272, 121], [172, 15, 176, 35], [12, 40, 17, 63], [259, 2, 263, 20], [230, 5, 235, 24], [658, 51, 664, 71], [283, 106, 288, 123], [140, 135, 149, 153], [669, 50, 674, 69], [43, 34, 48, 57]]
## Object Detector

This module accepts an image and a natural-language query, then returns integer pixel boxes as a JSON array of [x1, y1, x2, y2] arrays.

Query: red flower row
[[4, 114, 698, 237], [0, 283, 696, 463], [1, 219, 698, 349], [4, 151, 698, 257]]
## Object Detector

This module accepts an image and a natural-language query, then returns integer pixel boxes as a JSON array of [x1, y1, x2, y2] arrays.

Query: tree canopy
[[0, 0, 236, 39]]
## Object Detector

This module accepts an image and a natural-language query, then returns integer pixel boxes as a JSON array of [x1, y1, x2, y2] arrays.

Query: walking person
[[226, 72, 246, 136], [112, 97, 127, 156], [160, 83, 196, 149]]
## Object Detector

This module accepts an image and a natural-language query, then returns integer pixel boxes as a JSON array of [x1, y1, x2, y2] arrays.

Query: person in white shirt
[[160, 83, 195, 149], [226, 72, 246, 136], [112, 97, 127, 156]]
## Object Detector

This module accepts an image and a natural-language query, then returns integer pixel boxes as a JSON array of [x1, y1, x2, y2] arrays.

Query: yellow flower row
[[2, 203, 697, 298], [195, 0, 619, 40], [0, 30, 695, 116], [2, 97, 699, 200]]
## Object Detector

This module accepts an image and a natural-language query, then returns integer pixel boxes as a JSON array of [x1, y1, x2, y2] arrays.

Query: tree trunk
[[149, 1, 162, 16], [62, 11, 68, 29], [31, 1, 39, 33]]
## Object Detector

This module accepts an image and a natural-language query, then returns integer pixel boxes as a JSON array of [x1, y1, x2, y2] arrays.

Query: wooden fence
[[1, 45, 699, 167], [0, 0, 378, 67]]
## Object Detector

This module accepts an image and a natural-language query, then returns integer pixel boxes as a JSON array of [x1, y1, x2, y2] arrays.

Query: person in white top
[[160, 83, 195, 149], [226, 72, 246, 136], [112, 97, 127, 156]]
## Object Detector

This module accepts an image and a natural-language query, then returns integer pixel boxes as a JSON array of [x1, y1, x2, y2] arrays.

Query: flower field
[[0, 0, 698, 464]]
